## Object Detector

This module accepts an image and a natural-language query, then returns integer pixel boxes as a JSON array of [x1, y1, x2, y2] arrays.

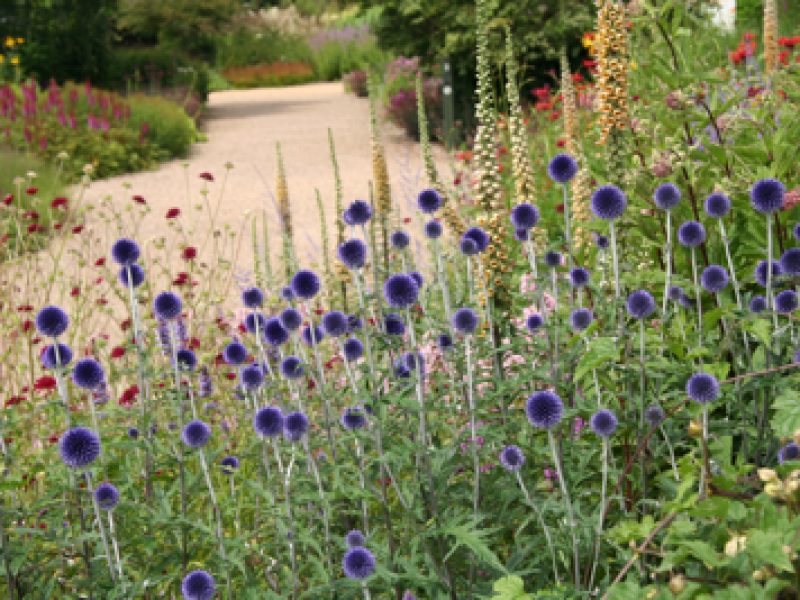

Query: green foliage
[[216, 28, 313, 70], [310, 36, 389, 81], [128, 94, 198, 157]]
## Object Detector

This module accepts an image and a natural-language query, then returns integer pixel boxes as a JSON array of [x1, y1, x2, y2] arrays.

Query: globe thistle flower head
[[778, 442, 800, 464], [590, 409, 618, 437], [240, 364, 265, 390], [383, 313, 405, 336], [749, 295, 767, 313], [626, 290, 656, 319], [775, 289, 798, 314], [794, 222, 800, 242], [301, 324, 325, 346], [346, 199, 372, 225], [263, 317, 290, 346], [755, 260, 783, 287], [35, 305, 69, 338], [119, 264, 145, 288], [569, 267, 590, 288], [452, 307, 479, 335], [128, 427, 139, 439], [181, 570, 215, 600], [750, 178, 785, 214], [59, 427, 101, 468], [402, 351, 425, 374], [343, 546, 376, 580], [347, 314, 363, 332], [391, 230, 410, 249], [322, 310, 348, 337], [525, 391, 564, 429], [290, 269, 321, 300], [780, 248, 800, 276], [590, 184, 627, 220], [175, 349, 197, 371], [569, 308, 593, 332], [513, 228, 528, 242], [254, 406, 284, 437], [417, 188, 442, 213], [394, 359, 411, 379], [510, 202, 540, 230], [686, 372, 720, 404], [41, 342, 73, 369], [111, 238, 140, 266], [653, 182, 681, 210], [279, 307, 302, 331], [594, 233, 610, 249], [644, 404, 665, 427], [499, 445, 525, 472], [547, 153, 578, 184], [241, 286, 264, 308], [346, 529, 366, 548], [223, 341, 248, 365], [463, 227, 490, 252], [668, 285, 685, 301], [244, 312, 267, 335], [460, 237, 479, 255], [437, 333, 453, 350], [343, 337, 364, 361], [221, 456, 239, 474], [544, 251, 562, 268], [341, 406, 367, 430], [383, 273, 419, 308], [280, 286, 294, 301], [677, 221, 706, 248], [408, 271, 423, 288], [182, 420, 211, 449], [338, 239, 367, 270], [525, 313, 544, 332], [284, 411, 309, 441], [72, 358, 105, 390], [94, 482, 119, 510], [704, 192, 731, 218], [700, 264, 729, 293], [153, 292, 182, 321], [424, 220, 443, 239], [280, 355, 305, 379]]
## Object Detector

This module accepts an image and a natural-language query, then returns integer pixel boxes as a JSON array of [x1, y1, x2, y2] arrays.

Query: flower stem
[[85, 471, 116, 581], [548, 430, 580, 589], [515, 471, 560, 584], [691, 247, 702, 349], [589, 437, 609, 590], [465, 335, 480, 518]]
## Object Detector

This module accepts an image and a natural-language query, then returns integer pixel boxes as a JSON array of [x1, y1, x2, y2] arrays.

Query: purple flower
[[181, 570, 215, 600], [346, 200, 372, 225], [94, 482, 120, 510], [182, 420, 211, 448], [284, 411, 309, 441], [59, 427, 101, 468], [686, 372, 720, 404], [510, 203, 540, 230], [338, 239, 367, 270], [41, 343, 72, 369], [755, 260, 783, 287], [700, 265, 729, 293], [290, 269, 321, 300], [341, 406, 367, 430], [119, 264, 145, 288], [750, 178, 785, 214], [653, 183, 681, 210], [343, 546, 376, 580], [417, 188, 442, 213], [241, 286, 264, 308], [223, 341, 248, 365], [254, 406, 284, 437], [72, 358, 105, 390], [391, 230, 410, 249], [383, 274, 419, 308], [452, 307, 479, 334], [153, 292, 182, 321], [525, 391, 564, 429], [424, 220, 443, 239], [322, 310, 349, 337], [345, 529, 366, 548], [111, 238, 140, 266], [463, 227, 490, 252], [590, 409, 618, 437], [677, 221, 706, 247], [704, 192, 731, 218], [626, 290, 656, 319], [35, 305, 69, 338], [775, 289, 798, 314], [569, 308, 593, 331], [280, 307, 303, 331], [780, 248, 800, 276], [590, 185, 627, 220], [547, 153, 578, 184], [499, 445, 525, 472]]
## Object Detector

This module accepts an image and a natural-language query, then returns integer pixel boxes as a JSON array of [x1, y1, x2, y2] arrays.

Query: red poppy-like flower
[[5, 396, 24, 407], [70, 287, 80, 297], [53, 223, 62, 231], [94, 257, 105, 266], [120, 318, 131, 331], [2, 194, 12, 206], [166, 208, 180, 219], [72, 225, 84, 234], [21, 320, 33, 333], [28, 224, 42, 233], [34, 376, 57, 391], [17, 305, 33, 312], [51, 197, 68, 209], [132, 194, 146, 205], [556, 203, 564, 214], [188, 337, 200, 350], [96, 298, 108, 306], [199, 172, 214, 182], [182, 246, 197, 261], [225, 372, 236, 380], [582, 59, 597, 69], [48, 433, 60, 444], [110, 346, 126, 359], [173, 272, 189, 286], [571, 73, 583, 83], [556, 139, 566, 148], [119, 385, 139, 406], [25, 187, 38, 196], [24, 210, 39, 220]]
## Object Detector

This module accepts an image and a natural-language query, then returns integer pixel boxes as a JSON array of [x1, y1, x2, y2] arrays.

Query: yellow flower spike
[[10, 56, 19, 66], [0, 55, 4, 64], [4, 37, 14, 48], [16, 37, 23, 44]]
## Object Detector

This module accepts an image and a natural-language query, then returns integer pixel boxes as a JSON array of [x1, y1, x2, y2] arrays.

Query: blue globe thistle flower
[[544, 251, 562, 268], [128, 427, 139, 439], [118, 264, 145, 288], [749, 295, 767, 313], [198, 367, 213, 398], [704, 192, 731, 218], [244, 312, 267, 335], [452, 307, 479, 335], [755, 260, 783, 287], [383, 274, 419, 308], [547, 153, 578, 184], [72, 358, 105, 390], [626, 290, 656, 319], [343, 337, 364, 362], [343, 546, 376, 580], [677, 221, 706, 247], [700, 265, 729, 293], [569, 308, 593, 332], [338, 239, 367, 270], [750, 178, 785, 214], [41, 343, 73, 369], [394, 359, 411, 379], [341, 407, 367, 430], [223, 341, 248, 365], [182, 420, 211, 449], [175, 349, 197, 371], [345, 529, 366, 548], [254, 406, 284, 437], [290, 269, 321, 300], [181, 570, 215, 600], [35, 305, 69, 338], [322, 310, 349, 337], [280, 355, 305, 379], [775, 289, 798, 314], [402, 351, 425, 373], [499, 445, 525, 472], [347, 314, 363, 332], [417, 188, 442, 213], [111, 238, 140, 266], [263, 317, 290, 346], [794, 223, 800, 242], [668, 285, 685, 301], [510, 203, 540, 230], [280, 307, 303, 331], [686, 372, 720, 404], [513, 228, 529, 242], [343, 208, 356, 226], [437, 333, 453, 350], [284, 411, 309, 441], [220, 456, 239, 475], [644, 404, 665, 427], [59, 427, 101, 468], [301, 324, 325, 346], [525, 313, 544, 332], [94, 482, 119, 510], [241, 286, 264, 308], [280, 286, 294, 301], [525, 391, 564, 429], [153, 292, 182, 321], [590, 409, 618, 437], [590, 185, 627, 220], [408, 271, 424, 288], [346, 200, 373, 225], [678, 293, 695, 309], [780, 248, 800, 276], [463, 227, 490, 252], [424, 220, 443, 239], [653, 183, 681, 210], [594, 233, 610, 249], [391, 230, 410, 249], [460, 237, 479, 255], [569, 267, 590, 288], [383, 313, 405, 336], [240, 364, 265, 391], [778, 442, 800, 464]]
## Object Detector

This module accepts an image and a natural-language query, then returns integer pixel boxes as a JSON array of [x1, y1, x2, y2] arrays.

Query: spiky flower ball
[[590, 185, 627, 220], [341, 407, 367, 430], [775, 290, 798, 314], [254, 406, 284, 437], [153, 292, 182, 321], [280, 355, 305, 379], [301, 324, 325, 346], [499, 445, 525, 472], [391, 230, 410, 249], [644, 404, 665, 427], [778, 442, 800, 464], [750, 178, 785, 214], [223, 341, 247, 365], [463, 227, 490, 253], [383, 313, 405, 336], [241, 286, 264, 308], [345, 199, 373, 225], [525, 391, 564, 429], [460, 237, 479, 256], [547, 153, 578, 184], [653, 183, 681, 210], [182, 420, 211, 449], [280, 307, 302, 331], [175, 349, 197, 371], [94, 482, 120, 510], [322, 311, 349, 337], [240, 364, 265, 391], [343, 546, 376, 580], [424, 220, 443, 239], [437, 333, 453, 350], [290, 269, 321, 300], [59, 427, 101, 468], [590, 409, 618, 437], [284, 411, 309, 441], [338, 239, 367, 270], [677, 221, 706, 247], [221, 456, 240, 474], [264, 318, 290, 346], [595, 234, 609, 249], [755, 260, 783, 287], [510, 203, 540, 230], [452, 307, 479, 335], [525, 313, 544, 332], [700, 265, 729, 293], [41, 343, 73, 369], [417, 188, 442, 213], [569, 308, 593, 332], [686, 372, 720, 404], [346, 529, 366, 548], [119, 264, 145, 288], [35, 305, 69, 338], [343, 338, 364, 362], [780, 248, 800, 276], [181, 570, 215, 600], [749, 295, 767, 313], [111, 238, 140, 266], [544, 251, 562, 268], [244, 312, 266, 335], [626, 290, 656, 319], [383, 274, 419, 308], [569, 267, 590, 288], [704, 192, 731, 218], [72, 358, 105, 390]]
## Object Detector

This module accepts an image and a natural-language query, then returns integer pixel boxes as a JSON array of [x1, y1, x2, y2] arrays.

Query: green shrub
[[310, 36, 389, 81], [128, 94, 197, 157], [216, 28, 313, 69], [107, 47, 211, 102]]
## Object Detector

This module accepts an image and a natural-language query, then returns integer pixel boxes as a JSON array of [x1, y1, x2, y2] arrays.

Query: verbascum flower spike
[[764, 0, 778, 74], [276, 141, 296, 278], [315, 188, 333, 302], [329, 128, 350, 308], [369, 73, 393, 269]]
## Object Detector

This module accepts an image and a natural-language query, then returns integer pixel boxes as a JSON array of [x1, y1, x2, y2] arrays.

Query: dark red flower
[[182, 246, 197, 261], [2, 194, 12, 206], [94, 257, 105, 266], [225, 372, 236, 380], [27, 224, 42, 233], [34, 376, 57, 391], [72, 225, 84, 234], [120, 318, 131, 331], [132, 195, 146, 205], [556, 139, 566, 148], [166, 208, 180, 219], [25, 187, 38, 196], [70, 286, 80, 297], [110, 346, 125, 359], [21, 320, 33, 333], [119, 385, 139, 406], [199, 172, 214, 182], [23, 210, 38, 220], [51, 197, 68, 209]]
